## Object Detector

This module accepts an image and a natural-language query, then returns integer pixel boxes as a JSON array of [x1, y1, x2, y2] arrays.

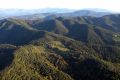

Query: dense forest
[[0, 14, 120, 80]]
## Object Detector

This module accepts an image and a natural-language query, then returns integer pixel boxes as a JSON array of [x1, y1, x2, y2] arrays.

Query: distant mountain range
[[0, 8, 75, 18], [0, 8, 114, 20]]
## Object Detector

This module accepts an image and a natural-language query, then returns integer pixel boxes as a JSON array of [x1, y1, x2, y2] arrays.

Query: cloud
[[0, 0, 119, 12]]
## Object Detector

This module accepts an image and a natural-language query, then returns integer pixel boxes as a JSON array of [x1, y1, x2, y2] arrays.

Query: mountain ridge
[[0, 8, 113, 20], [0, 13, 120, 80]]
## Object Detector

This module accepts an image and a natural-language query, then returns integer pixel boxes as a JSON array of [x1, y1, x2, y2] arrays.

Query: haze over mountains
[[0, 8, 114, 19], [0, 8, 120, 80]]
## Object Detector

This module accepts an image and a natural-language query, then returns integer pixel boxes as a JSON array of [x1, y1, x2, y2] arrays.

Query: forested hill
[[0, 14, 120, 80]]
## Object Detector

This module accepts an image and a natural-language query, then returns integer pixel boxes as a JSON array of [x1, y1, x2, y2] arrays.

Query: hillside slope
[[0, 14, 120, 80]]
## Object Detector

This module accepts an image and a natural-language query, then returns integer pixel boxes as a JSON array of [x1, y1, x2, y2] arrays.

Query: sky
[[0, 0, 120, 12]]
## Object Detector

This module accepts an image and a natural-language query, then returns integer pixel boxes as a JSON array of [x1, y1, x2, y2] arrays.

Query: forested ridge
[[0, 14, 120, 80]]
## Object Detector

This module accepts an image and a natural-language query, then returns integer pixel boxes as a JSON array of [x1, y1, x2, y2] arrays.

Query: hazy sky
[[0, 0, 120, 12]]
